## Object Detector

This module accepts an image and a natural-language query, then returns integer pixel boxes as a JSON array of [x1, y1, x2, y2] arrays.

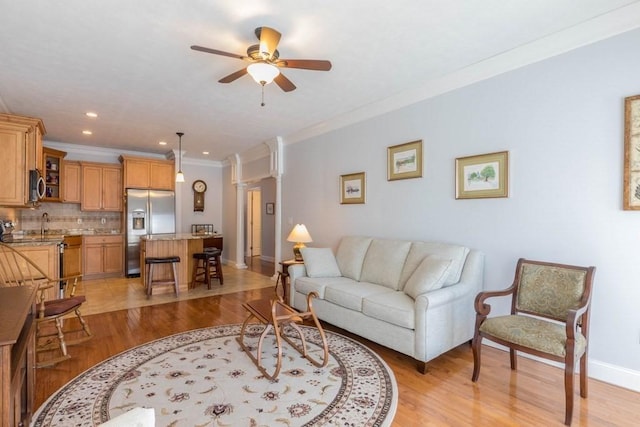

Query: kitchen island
[[140, 234, 222, 294]]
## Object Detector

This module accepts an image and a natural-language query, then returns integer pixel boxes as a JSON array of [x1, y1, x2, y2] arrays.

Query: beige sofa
[[287, 236, 484, 373]]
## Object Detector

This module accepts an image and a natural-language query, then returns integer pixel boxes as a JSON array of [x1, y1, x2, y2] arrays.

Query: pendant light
[[175, 132, 185, 183]]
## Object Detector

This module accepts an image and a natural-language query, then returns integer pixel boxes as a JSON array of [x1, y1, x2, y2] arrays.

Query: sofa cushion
[[324, 281, 390, 311], [335, 236, 373, 281], [363, 291, 415, 329], [403, 256, 453, 299], [399, 242, 470, 288], [294, 276, 355, 299], [300, 247, 341, 277], [360, 239, 412, 290]]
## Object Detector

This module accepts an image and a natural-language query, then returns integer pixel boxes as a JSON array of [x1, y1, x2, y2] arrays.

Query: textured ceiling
[[1, 1, 638, 161]]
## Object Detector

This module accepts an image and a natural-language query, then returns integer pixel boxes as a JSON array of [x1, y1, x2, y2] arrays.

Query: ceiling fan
[[191, 26, 332, 96]]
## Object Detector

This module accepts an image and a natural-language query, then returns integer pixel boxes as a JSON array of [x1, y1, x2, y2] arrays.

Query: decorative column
[[265, 137, 283, 279], [229, 153, 248, 269], [235, 182, 247, 269]]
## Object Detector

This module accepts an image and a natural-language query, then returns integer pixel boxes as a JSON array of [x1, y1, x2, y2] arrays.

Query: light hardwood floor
[[36, 278, 639, 426]]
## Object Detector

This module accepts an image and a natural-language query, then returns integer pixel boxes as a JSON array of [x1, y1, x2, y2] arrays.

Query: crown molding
[[284, 2, 640, 145]]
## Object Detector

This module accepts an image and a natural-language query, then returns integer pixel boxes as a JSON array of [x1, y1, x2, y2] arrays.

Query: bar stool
[[145, 256, 180, 298], [205, 247, 224, 286], [192, 248, 224, 289]]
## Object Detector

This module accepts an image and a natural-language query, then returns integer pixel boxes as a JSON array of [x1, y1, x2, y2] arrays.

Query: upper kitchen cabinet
[[120, 155, 175, 191], [42, 147, 67, 202], [62, 160, 81, 203], [81, 162, 122, 211], [0, 113, 45, 207]]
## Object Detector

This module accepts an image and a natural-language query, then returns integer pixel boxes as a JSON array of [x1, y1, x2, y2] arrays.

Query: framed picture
[[387, 140, 423, 180], [624, 94, 640, 210], [455, 151, 509, 199], [340, 172, 366, 204], [265, 202, 274, 215]]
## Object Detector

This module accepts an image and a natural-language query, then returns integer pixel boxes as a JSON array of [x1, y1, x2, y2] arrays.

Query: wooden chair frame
[[471, 258, 595, 425], [0, 242, 92, 367]]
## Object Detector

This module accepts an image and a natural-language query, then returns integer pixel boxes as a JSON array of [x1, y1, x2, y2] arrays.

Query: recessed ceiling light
[[159, 141, 167, 145], [203, 151, 209, 155], [85, 112, 98, 118], [82, 130, 93, 135]]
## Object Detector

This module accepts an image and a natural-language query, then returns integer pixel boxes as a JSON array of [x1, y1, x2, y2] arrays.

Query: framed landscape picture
[[455, 151, 509, 199], [624, 94, 640, 210], [340, 172, 366, 204], [387, 140, 423, 180]]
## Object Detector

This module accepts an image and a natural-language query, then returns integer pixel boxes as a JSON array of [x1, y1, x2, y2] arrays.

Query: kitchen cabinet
[[42, 147, 67, 202], [83, 235, 124, 279], [0, 286, 37, 427], [0, 113, 45, 207], [63, 235, 82, 277], [120, 155, 174, 190], [62, 160, 81, 203], [81, 162, 122, 211]]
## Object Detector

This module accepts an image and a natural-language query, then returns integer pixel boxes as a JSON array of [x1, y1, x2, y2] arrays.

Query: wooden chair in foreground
[[0, 242, 92, 368], [471, 258, 595, 425]]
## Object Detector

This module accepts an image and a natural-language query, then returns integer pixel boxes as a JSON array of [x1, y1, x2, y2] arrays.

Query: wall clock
[[192, 179, 207, 212]]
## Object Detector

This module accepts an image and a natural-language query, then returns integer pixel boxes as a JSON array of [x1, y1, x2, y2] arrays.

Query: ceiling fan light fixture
[[247, 62, 280, 85]]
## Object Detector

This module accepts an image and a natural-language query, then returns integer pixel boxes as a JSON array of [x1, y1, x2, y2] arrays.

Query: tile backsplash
[[17, 203, 121, 233]]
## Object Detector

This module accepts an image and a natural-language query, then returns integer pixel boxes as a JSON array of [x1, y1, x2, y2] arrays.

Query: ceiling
[[1, 1, 639, 162]]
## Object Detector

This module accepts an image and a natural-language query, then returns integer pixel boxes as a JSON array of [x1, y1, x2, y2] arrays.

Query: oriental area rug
[[33, 324, 397, 426]]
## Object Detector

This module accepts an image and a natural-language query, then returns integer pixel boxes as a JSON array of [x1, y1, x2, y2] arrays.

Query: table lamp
[[287, 224, 312, 261]]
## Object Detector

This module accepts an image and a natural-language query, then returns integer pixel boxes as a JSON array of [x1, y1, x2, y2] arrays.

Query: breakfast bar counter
[[140, 234, 222, 294]]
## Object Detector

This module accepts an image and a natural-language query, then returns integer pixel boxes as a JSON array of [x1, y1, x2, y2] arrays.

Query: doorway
[[246, 188, 262, 259]]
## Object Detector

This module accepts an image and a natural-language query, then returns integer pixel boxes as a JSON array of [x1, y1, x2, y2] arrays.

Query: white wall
[[282, 28, 640, 390], [175, 162, 223, 234]]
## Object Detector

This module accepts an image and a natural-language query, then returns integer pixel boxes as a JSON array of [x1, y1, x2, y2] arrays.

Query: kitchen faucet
[[41, 212, 49, 236]]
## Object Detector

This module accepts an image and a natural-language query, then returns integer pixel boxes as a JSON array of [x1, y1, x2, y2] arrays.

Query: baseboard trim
[[482, 342, 640, 392]]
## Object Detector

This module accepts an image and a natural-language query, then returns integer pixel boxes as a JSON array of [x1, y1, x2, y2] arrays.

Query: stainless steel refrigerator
[[125, 189, 176, 277]]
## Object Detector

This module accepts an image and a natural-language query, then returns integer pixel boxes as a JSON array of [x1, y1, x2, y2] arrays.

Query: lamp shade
[[287, 224, 312, 243], [287, 224, 312, 261], [247, 62, 280, 85]]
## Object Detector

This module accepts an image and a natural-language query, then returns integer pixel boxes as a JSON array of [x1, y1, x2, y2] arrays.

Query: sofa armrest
[[413, 250, 484, 362], [414, 279, 476, 310], [287, 264, 307, 305], [288, 263, 307, 281]]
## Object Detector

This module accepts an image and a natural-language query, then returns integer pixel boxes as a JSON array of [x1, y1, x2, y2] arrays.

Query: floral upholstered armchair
[[471, 258, 595, 426]]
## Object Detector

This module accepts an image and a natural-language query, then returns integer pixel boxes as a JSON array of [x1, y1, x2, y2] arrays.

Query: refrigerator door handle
[[147, 196, 152, 235]]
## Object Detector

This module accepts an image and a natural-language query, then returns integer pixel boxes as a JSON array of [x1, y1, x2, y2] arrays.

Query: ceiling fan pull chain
[[261, 82, 266, 107]]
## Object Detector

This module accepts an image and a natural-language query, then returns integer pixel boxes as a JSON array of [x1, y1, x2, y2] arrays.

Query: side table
[[276, 259, 304, 303]]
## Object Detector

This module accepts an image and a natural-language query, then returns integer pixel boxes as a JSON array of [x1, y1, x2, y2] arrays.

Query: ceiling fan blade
[[275, 59, 332, 71], [255, 26, 281, 59], [274, 73, 296, 92], [218, 68, 248, 83], [191, 45, 247, 60]]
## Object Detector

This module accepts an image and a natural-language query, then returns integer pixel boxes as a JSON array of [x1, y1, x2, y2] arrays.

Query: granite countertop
[[141, 233, 222, 241], [4, 237, 63, 246], [6, 229, 122, 245]]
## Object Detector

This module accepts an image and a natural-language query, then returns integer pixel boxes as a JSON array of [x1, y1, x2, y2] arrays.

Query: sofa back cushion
[[335, 236, 373, 281], [300, 247, 341, 277], [399, 241, 470, 288], [360, 239, 412, 290]]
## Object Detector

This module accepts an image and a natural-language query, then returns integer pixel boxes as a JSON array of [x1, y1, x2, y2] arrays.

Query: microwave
[[29, 169, 46, 202]]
